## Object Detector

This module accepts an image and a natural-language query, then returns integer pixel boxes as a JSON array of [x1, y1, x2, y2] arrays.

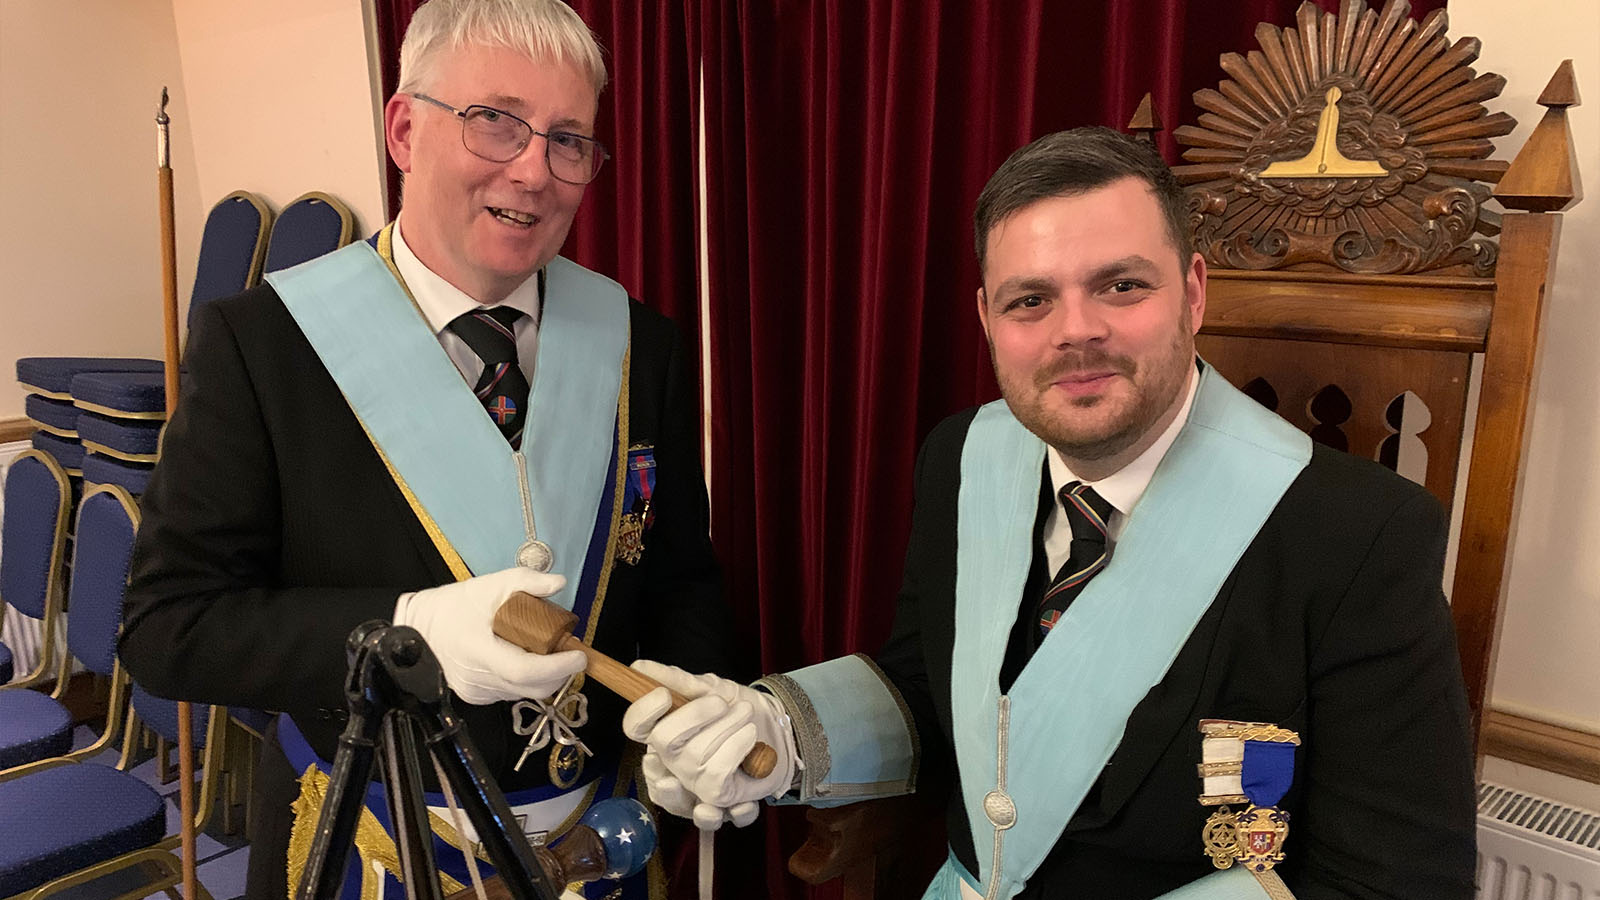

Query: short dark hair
[[973, 127, 1192, 275]]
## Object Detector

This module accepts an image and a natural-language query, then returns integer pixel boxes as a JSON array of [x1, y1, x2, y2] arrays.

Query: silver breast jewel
[[510, 674, 591, 772], [512, 449, 553, 572]]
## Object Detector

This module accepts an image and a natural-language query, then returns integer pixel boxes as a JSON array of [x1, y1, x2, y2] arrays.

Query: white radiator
[[1478, 781, 1600, 900], [0, 438, 46, 683]]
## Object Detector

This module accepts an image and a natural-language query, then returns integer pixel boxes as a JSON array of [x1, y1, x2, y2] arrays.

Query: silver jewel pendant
[[516, 539, 553, 572]]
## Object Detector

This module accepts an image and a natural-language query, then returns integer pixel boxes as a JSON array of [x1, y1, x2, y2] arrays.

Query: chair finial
[[1495, 60, 1583, 212], [1127, 93, 1162, 144]]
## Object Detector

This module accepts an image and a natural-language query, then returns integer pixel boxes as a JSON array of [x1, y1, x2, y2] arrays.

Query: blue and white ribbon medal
[[1196, 719, 1301, 873]]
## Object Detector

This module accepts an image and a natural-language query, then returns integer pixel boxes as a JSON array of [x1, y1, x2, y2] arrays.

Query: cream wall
[[0, 0, 386, 421], [168, 0, 386, 286], [0, 0, 202, 417], [1448, 0, 1600, 736]]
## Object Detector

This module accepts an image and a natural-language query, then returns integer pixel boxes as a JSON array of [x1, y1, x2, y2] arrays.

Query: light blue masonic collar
[[950, 364, 1311, 899], [266, 235, 628, 609]]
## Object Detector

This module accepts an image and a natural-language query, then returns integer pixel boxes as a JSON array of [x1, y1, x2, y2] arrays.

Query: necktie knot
[[449, 307, 525, 365], [1058, 482, 1114, 542]]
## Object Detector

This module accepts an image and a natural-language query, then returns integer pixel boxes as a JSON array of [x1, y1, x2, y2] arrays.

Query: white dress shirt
[[391, 214, 543, 387], [1041, 364, 1200, 577]]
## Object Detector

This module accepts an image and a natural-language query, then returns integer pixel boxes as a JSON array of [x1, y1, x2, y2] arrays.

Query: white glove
[[393, 568, 586, 706], [621, 660, 798, 830]]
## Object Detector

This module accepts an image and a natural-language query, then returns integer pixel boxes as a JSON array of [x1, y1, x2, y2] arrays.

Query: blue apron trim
[[267, 244, 628, 610], [951, 365, 1311, 897]]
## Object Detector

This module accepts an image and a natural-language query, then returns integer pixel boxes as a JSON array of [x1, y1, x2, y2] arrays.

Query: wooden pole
[[156, 86, 199, 900]]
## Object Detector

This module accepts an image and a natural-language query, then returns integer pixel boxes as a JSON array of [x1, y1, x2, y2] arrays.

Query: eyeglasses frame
[[409, 92, 610, 185]]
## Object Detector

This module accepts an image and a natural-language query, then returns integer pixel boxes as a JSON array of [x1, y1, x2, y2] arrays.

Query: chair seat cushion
[[24, 395, 80, 435], [69, 372, 167, 418], [0, 642, 12, 684], [0, 763, 165, 897], [31, 430, 85, 472], [77, 412, 161, 459], [82, 454, 155, 496], [230, 707, 274, 737], [15, 358, 163, 397], [0, 690, 73, 769]]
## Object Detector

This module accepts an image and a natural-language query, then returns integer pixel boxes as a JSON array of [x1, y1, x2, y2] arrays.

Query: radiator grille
[[1480, 782, 1600, 852], [1477, 781, 1600, 900]]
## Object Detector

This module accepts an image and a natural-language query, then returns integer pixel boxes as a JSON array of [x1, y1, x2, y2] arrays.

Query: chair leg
[[158, 737, 173, 784]]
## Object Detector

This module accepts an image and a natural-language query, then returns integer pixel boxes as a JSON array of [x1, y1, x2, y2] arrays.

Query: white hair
[[397, 0, 608, 98]]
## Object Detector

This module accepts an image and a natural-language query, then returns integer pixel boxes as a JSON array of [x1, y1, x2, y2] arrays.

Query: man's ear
[[1184, 252, 1208, 335], [384, 94, 416, 174], [976, 285, 992, 340]]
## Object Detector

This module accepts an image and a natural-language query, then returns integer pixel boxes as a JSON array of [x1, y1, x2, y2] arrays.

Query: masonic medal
[[1196, 719, 1300, 872], [549, 741, 585, 789], [616, 513, 645, 566], [516, 538, 554, 572], [616, 445, 656, 566]]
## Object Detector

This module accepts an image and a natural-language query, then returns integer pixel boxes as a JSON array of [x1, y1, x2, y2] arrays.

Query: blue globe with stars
[[580, 797, 657, 879]]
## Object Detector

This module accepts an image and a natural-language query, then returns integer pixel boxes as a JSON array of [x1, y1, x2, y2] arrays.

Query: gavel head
[[494, 591, 580, 655]]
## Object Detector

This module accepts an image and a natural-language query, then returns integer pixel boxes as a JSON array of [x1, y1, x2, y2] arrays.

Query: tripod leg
[[421, 706, 562, 900], [383, 714, 445, 900], [297, 710, 381, 900]]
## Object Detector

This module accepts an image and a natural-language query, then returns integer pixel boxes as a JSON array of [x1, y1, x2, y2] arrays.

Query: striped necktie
[[447, 307, 528, 448], [1037, 482, 1114, 634]]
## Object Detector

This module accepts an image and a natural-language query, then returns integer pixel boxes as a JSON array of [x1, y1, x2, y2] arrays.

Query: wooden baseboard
[[0, 416, 32, 443], [1483, 708, 1600, 784]]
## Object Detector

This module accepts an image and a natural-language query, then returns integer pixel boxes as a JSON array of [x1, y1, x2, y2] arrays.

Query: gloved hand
[[393, 568, 586, 706], [621, 660, 798, 830]]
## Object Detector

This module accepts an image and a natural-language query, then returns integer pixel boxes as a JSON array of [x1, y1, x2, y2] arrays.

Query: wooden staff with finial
[[156, 86, 199, 900]]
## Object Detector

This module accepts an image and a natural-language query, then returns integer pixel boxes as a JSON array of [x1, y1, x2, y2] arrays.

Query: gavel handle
[[492, 600, 778, 779]]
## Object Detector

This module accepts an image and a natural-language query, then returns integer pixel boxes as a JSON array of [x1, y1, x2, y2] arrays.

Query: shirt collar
[[391, 213, 542, 334], [1046, 361, 1200, 518]]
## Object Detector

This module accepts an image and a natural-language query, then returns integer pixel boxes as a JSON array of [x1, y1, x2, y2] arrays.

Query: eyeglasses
[[411, 93, 609, 185]]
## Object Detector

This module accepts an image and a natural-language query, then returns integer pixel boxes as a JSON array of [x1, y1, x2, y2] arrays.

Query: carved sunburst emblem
[[1172, 0, 1516, 275]]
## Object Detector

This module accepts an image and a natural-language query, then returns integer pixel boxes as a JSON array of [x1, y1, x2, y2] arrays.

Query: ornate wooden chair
[[788, 1, 1582, 896]]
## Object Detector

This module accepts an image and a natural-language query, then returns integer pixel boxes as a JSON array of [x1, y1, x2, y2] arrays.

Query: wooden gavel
[[492, 591, 778, 778]]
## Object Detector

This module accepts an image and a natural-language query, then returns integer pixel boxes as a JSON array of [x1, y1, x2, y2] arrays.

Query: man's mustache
[[1032, 351, 1136, 389]]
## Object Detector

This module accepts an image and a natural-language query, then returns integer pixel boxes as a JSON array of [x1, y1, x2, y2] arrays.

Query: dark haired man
[[622, 127, 1476, 899]]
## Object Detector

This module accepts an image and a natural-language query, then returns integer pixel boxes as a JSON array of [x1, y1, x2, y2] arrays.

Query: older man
[[624, 128, 1476, 900], [120, 2, 731, 898]]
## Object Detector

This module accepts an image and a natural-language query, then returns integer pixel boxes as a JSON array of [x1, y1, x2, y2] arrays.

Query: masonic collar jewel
[[616, 444, 656, 566], [1196, 718, 1300, 873]]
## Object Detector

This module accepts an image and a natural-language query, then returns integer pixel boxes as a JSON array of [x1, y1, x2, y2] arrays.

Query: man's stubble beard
[[994, 306, 1195, 463]]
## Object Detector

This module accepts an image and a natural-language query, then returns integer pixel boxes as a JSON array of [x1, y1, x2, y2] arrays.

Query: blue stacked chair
[[230, 189, 354, 772], [0, 691, 225, 900], [13, 192, 273, 499], [263, 191, 356, 274], [0, 451, 72, 692], [0, 486, 141, 774]]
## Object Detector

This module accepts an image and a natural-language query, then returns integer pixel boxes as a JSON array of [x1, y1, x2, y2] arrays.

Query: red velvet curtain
[[696, 2, 1440, 896]]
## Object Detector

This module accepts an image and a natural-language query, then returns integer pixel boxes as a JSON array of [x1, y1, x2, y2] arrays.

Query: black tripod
[[294, 621, 566, 900]]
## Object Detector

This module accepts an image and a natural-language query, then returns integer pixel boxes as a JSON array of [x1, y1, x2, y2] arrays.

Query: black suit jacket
[[120, 281, 735, 785], [877, 408, 1477, 900]]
